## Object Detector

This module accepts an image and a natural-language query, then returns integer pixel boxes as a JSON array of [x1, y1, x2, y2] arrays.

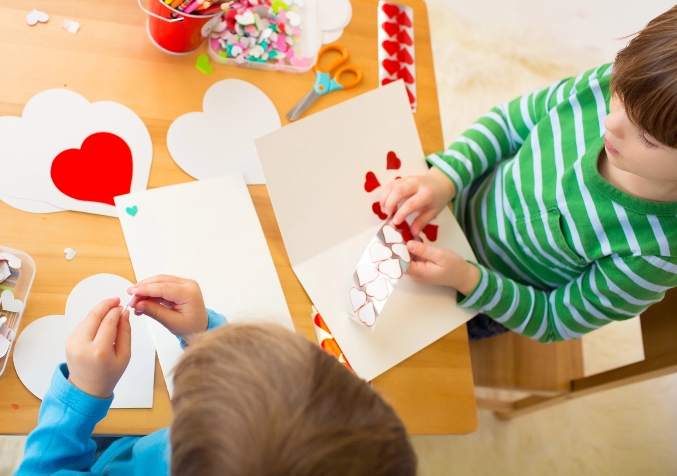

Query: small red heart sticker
[[381, 40, 400, 56], [422, 224, 438, 241], [398, 47, 414, 65], [372, 201, 387, 219], [397, 29, 413, 46], [395, 221, 414, 242], [406, 87, 416, 105], [381, 21, 399, 37], [397, 11, 412, 27], [364, 171, 381, 192], [382, 59, 400, 76], [386, 151, 401, 170], [381, 3, 400, 18], [398, 66, 415, 84], [381, 77, 397, 86]]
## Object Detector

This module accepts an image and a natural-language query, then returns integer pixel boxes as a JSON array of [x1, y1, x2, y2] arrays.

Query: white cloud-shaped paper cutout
[[167, 79, 281, 184]]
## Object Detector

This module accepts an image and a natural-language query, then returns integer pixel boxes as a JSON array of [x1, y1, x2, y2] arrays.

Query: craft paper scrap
[[115, 175, 292, 397], [13, 274, 156, 408], [378, 1, 416, 112], [255, 80, 477, 381]]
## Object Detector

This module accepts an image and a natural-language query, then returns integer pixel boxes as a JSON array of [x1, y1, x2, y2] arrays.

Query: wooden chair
[[471, 288, 677, 419]]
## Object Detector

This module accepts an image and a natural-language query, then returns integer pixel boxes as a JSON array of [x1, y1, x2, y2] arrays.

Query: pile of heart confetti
[[208, 0, 310, 69], [0, 252, 25, 359]]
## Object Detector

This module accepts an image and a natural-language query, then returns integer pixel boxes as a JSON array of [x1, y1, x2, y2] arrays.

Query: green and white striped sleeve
[[459, 254, 677, 342]]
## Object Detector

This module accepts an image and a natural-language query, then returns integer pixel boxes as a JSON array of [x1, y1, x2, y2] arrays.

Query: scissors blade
[[286, 89, 322, 122]]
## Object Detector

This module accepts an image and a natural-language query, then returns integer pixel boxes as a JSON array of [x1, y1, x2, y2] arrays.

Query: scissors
[[286, 44, 364, 121]]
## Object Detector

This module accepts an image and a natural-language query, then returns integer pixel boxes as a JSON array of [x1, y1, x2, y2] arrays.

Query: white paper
[[317, 0, 352, 32], [255, 81, 477, 381], [167, 80, 281, 185], [115, 175, 293, 397], [13, 274, 156, 408]]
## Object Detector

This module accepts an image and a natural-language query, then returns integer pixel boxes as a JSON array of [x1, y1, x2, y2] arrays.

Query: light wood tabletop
[[0, 0, 477, 435]]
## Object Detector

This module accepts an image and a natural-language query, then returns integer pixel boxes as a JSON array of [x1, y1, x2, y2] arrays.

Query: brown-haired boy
[[16, 275, 416, 475], [380, 6, 677, 341]]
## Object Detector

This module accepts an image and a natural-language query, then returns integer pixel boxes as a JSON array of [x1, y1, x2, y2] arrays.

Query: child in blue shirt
[[15, 275, 416, 476]]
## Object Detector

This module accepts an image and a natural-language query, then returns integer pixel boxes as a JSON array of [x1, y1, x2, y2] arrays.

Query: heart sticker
[[0, 252, 22, 269], [381, 40, 400, 57], [398, 67, 415, 84], [50, 132, 133, 207], [372, 201, 388, 220], [364, 171, 381, 192], [422, 223, 439, 242], [397, 11, 412, 27], [126, 205, 138, 216], [406, 87, 416, 105], [0, 290, 24, 313], [378, 258, 402, 279], [365, 278, 389, 301], [381, 78, 397, 86], [381, 3, 400, 18], [381, 21, 399, 37], [356, 263, 379, 287], [397, 29, 413, 46], [397, 48, 414, 65], [391, 243, 410, 262], [369, 242, 393, 262], [386, 151, 401, 169], [358, 301, 377, 327], [382, 225, 403, 243], [349, 287, 367, 312], [382, 59, 400, 76], [395, 221, 414, 242]]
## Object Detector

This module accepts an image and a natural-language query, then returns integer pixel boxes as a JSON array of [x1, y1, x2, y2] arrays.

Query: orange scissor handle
[[333, 65, 364, 89], [314, 43, 350, 73]]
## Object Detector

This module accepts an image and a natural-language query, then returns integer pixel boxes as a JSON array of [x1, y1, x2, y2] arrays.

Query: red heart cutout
[[364, 171, 381, 192], [397, 11, 412, 27], [394, 221, 414, 242], [372, 201, 387, 220], [381, 40, 399, 56], [422, 224, 438, 242], [382, 59, 400, 76], [386, 151, 401, 170], [398, 29, 413, 46], [381, 3, 400, 19], [381, 21, 399, 37], [381, 77, 397, 86], [398, 66, 415, 84], [398, 47, 414, 65], [50, 132, 133, 206], [406, 86, 416, 105]]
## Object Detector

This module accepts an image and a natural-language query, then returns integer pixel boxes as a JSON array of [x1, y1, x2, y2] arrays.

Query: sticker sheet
[[378, 1, 416, 112]]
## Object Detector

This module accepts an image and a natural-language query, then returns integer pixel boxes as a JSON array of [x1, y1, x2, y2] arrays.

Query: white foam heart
[[358, 301, 376, 327], [391, 243, 410, 263], [167, 79, 280, 184], [235, 11, 255, 25], [365, 278, 389, 301], [1, 290, 24, 313], [356, 263, 379, 287], [26, 9, 49, 26], [378, 258, 402, 279], [369, 241, 392, 262], [349, 287, 367, 312], [0, 262, 9, 283], [64, 248, 77, 261], [12, 274, 156, 408], [0, 252, 22, 269], [382, 225, 403, 244]]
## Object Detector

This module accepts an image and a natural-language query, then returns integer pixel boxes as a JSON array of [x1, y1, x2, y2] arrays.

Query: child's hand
[[128, 275, 208, 340], [406, 241, 480, 296], [65, 298, 131, 399], [379, 167, 456, 237]]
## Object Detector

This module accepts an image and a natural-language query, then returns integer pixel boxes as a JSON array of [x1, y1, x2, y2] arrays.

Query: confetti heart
[[369, 242, 393, 262], [126, 206, 138, 216], [372, 201, 388, 219], [195, 54, 213, 74], [391, 243, 410, 262], [0, 290, 24, 313], [0, 252, 22, 269], [381, 3, 400, 19], [358, 301, 377, 327], [381, 21, 400, 37], [26, 9, 49, 26], [378, 258, 403, 279], [386, 151, 401, 169], [356, 263, 379, 287], [349, 288, 367, 312], [366, 278, 389, 301], [64, 248, 77, 261], [422, 223, 439, 241], [382, 59, 400, 76], [364, 171, 381, 192], [398, 66, 415, 84], [397, 29, 413, 46], [397, 47, 414, 65], [381, 40, 400, 56], [382, 224, 403, 243], [235, 11, 255, 25], [397, 11, 412, 27]]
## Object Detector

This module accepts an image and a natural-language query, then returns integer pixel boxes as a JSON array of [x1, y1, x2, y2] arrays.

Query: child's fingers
[[410, 208, 439, 237], [78, 298, 122, 341], [94, 306, 124, 347], [128, 275, 187, 294], [383, 181, 417, 217], [135, 299, 182, 335], [128, 282, 188, 305], [114, 311, 132, 361], [392, 192, 430, 226], [407, 240, 441, 264]]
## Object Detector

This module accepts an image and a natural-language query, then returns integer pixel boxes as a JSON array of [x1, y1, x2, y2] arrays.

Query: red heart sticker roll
[[381, 3, 400, 19], [381, 21, 399, 37]]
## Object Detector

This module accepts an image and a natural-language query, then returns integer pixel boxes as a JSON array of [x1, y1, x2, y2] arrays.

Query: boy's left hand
[[406, 241, 480, 296], [65, 298, 131, 399]]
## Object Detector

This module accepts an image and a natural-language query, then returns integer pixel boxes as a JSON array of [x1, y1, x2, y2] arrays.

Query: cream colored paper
[[255, 81, 477, 381]]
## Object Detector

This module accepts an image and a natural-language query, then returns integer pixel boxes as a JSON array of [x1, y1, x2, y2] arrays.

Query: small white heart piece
[[0, 261, 10, 282], [26, 9, 49, 26], [349, 287, 367, 312], [1, 290, 24, 313], [391, 243, 410, 263], [64, 248, 77, 261], [235, 11, 255, 25], [0, 252, 22, 269], [369, 242, 392, 263], [382, 225, 403, 244], [365, 278, 389, 301], [356, 263, 379, 287], [378, 259, 403, 279], [358, 301, 377, 327]]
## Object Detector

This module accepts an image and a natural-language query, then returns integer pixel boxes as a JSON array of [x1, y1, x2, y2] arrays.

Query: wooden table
[[0, 0, 477, 435]]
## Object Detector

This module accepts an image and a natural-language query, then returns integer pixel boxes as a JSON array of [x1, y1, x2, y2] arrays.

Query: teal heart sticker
[[126, 205, 138, 217]]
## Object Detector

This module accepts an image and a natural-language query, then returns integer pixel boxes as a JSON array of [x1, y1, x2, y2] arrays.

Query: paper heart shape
[[382, 40, 400, 57], [382, 59, 400, 76], [369, 241, 393, 262], [1, 290, 24, 313], [372, 201, 388, 219], [12, 274, 156, 408], [381, 3, 400, 19], [168, 79, 280, 184], [391, 243, 410, 262], [381, 78, 397, 86], [397, 29, 413, 46], [382, 224, 403, 244], [397, 47, 414, 65], [0, 252, 22, 269], [64, 248, 77, 261], [364, 171, 381, 192], [386, 150, 401, 169], [365, 278, 389, 301], [398, 66, 415, 84], [195, 54, 213, 74], [51, 132, 133, 207], [422, 223, 439, 242], [26, 9, 49, 26], [397, 11, 412, 27], [349, 287, 367, 312], [378, 258, 402, 279], [356, 263, 379, 287], [126, 205, 138, 216], [358, 301, 377, 327], [381, 21, 399, 37]]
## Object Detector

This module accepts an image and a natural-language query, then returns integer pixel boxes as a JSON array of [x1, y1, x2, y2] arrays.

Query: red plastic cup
[[138, 0, 222, 55]]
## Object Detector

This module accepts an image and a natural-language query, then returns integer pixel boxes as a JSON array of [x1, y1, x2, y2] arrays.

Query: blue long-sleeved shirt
[[14, 310, 226, 476]]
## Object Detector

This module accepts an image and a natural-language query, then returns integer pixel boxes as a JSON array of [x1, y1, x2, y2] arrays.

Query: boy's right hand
[[128, 275, 208, 340], [379, 167, 457, 237]]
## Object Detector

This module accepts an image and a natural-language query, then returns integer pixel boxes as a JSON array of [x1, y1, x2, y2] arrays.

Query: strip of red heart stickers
[[378, 1, 416, 112]]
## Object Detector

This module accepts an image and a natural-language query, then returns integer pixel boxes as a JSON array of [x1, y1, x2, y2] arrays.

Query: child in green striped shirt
[[380, 6, 677, 342]]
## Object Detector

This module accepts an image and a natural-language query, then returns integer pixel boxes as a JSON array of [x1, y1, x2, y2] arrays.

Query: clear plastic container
[[0, 245, 36, 377], [207, 0, 318, 73]]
